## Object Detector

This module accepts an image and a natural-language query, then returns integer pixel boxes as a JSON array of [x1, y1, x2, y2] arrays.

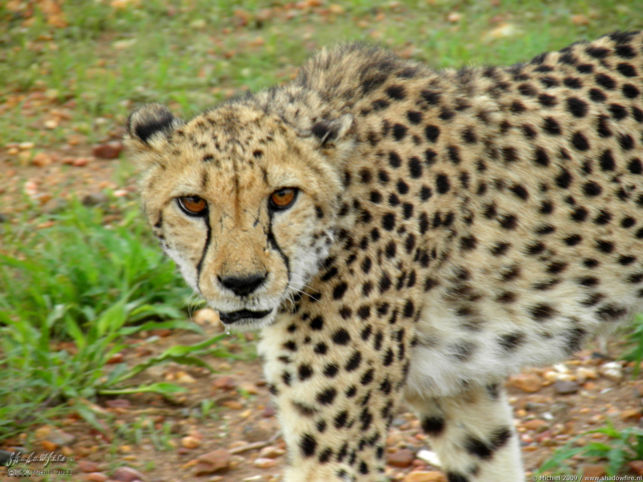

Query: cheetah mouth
[[219, 309, 273, 325]]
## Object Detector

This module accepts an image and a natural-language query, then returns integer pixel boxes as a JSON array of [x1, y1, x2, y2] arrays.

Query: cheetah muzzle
[[128, 31, 643, 481]]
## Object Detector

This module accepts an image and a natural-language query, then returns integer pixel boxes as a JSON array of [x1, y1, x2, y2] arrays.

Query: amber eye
[[177, 195, 208, 216], [269, 188, 298, 211]]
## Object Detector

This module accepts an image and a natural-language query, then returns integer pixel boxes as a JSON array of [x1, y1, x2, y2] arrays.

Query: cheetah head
[[127, 102, 354, 329]]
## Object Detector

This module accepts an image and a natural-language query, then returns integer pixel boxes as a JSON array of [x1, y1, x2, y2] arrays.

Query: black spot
[[599, 150, 615, 171], [619, 134, 635, 151], [617, 62, 637, 77], [543, 117, 561, 135], [499, 332, 525, 352], [300, 433, 317, 457], [385, 84, 406, 99], [621, 217, 636, 229], [570, 207, 588, 223], [538, 93, 557, 107], [332, 328, 351, 345], [597, 304, 627, 321], [447, 473, 470, 482], [622, 83, 640, 98], [529, 303, 557, 321], [594, 210, 611, 225], [298, 364, 313, 381], [323, 363, 339, 378], [571, 132, 590, 151], [465, 437, 493, 459], [586, 46, 609, 59], [460, 235, 477, 251], [436, 174, 450, 194], [567, 97, 587, 117], [316, 387, 337, 405], [382, 212, 396, 231], [461, 127, 477, 144], [314, 342, 327, 354], [564, 76, 582, 88], [397, 179, 409, 194], [499, 214, 518, 230], [583, 181, 602, 197], [533, 147, 549, 166], [421, 416, 445, 436], [393, 123, 407, 140], [555, 168, 573, 189], [609, 103, 628, 119], [496, 291, 517, 303], [360, 368, 374, 385], [420, 89, 441, 104], [345, 351, 362, 372], [595, 239, 614, 253], [425, 125, 440, 142], [595, 73, 616, 89], [491, 242, 511, 256], [407, 110, 423, 124], [333, 282, 348, 299], [510, 184, 528, 201], [564, 234, 582, 246], [588, 87, 606, 102]]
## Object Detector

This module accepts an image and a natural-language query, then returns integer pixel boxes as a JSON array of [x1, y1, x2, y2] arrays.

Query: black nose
[[218, 273, 267, 297]]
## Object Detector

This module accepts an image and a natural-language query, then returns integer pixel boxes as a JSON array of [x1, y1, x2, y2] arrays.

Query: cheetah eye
[[269, 188, 298, 212], [177, 195, 208, 217]]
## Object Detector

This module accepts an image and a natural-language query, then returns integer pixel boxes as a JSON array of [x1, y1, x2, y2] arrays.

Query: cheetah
[[127, 31, 643, 481]]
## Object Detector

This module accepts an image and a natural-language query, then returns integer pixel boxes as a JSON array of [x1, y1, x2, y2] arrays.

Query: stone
[[181, 436, 201, 449], [213, 376, 237, 391], [78, 460, 101, 472], [621, 409, 641, 422], [576, 367, 598, 384], [508, 373, 542, 393], [242, 420, 274, 442], [628, 460, 643, 475], [111, 466, 145, 482], [194, 449, 231, 475], [582, 464, 606, 478], [253, 457, 278, 469], [259, 445, 285, 458], [522, 419, 547, 431], [403, 471, 447, 482], [194, 308, 221, 326], [387, 448, 415, 468], [553, 380, 580, 395], [84, 473, 108, 481], [92, 141, 123, 159], [599, 361, 623, 381]]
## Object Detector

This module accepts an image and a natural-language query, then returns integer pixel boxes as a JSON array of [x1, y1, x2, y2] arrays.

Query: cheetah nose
[[217, 273, 267, 297]]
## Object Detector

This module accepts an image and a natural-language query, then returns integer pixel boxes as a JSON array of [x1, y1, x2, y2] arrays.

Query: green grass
[[1, 0, 641, 146], [537, 422, 643, 477], [0, 198, 229, 441], [0, 197, 191, 331]]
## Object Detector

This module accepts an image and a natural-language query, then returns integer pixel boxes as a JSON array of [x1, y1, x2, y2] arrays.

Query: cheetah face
[[128, 104, 354, 329]]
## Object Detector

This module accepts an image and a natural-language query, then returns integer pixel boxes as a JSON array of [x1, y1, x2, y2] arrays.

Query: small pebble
[[553, 380, 580, 395], [253, 457, 278, 469]]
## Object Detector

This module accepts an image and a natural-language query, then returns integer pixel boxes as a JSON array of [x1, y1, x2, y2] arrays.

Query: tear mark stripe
[[267, 211, 291, 282], [196, 213, 212, 290]]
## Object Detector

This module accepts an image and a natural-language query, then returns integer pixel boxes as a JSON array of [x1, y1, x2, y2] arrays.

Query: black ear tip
[[128, 104, 176, 144], [310, 114, 354, 146]]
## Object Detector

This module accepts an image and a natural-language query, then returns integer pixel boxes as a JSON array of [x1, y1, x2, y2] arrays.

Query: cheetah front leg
[[406, 382, 524, 482]]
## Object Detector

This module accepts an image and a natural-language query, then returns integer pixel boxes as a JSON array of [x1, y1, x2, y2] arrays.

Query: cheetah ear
[[310, 114, 354, 147], [127, 104, 183, 150]]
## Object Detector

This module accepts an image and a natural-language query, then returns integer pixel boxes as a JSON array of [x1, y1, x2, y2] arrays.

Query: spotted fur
[[128, 32, 643, 481]]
